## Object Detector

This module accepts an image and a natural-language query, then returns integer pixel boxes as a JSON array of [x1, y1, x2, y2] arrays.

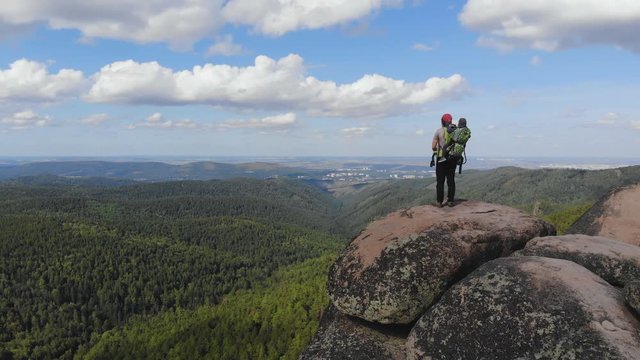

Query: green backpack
[[445, 125, 471, 159]]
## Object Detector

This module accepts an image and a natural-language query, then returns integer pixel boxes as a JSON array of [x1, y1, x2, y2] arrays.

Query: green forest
[[0, 179, 343, 359], [1, 166, 639, 359], [81, 255, 336, 360]]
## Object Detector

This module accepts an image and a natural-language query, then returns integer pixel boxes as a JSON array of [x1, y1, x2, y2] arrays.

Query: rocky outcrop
[[303, 200, 640, 360], [569, 184, 640, 246], [515, 234, 640, 286], [625, 281, 640, 315], [407, 256, 640, 360], [328, 201, 555, 324], [300, 305, 407, 360]]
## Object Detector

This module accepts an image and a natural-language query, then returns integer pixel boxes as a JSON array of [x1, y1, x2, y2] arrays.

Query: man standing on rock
[[432, 113, 457, 207]]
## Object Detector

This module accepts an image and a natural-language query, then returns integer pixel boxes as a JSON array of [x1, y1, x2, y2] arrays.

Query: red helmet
[[441, 113, 452, 124]]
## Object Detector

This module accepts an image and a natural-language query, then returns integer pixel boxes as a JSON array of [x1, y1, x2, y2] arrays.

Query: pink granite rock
[[328, 200, 555, 324]]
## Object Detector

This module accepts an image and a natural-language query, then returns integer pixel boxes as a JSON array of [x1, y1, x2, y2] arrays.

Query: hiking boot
[[434, 202, 444, 208], [447, 201, 455, 207]]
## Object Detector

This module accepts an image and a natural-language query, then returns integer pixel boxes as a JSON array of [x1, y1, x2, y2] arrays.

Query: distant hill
[[4, 174, 137, 187], [336, 179, 437, 236], [0, 161, 323, 182], [0, 177, 342, 235], [456, 166, 640, 213]]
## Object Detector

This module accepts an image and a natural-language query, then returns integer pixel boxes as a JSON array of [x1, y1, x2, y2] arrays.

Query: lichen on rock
[[515, 234, 640, 287], [299, 305, 407, 360], [625, 281, 640, 316], [328, 200, 555, 324], [406, 256, 640, 360]]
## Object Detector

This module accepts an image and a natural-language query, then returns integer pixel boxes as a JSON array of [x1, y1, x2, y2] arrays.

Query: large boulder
[[328, 201, 555, 324], [299, 305, 406, 360], [407, 256, 640, 360], [515, 234, 640, 286], [625, 281, 640, 315], [569, 184, 640, 246]]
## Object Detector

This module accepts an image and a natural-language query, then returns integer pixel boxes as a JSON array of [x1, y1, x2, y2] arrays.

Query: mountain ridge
[[0, 160, 320, 181]]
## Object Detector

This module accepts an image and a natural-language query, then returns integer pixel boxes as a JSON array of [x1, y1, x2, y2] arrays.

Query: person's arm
[[432, 130, 439, 151]]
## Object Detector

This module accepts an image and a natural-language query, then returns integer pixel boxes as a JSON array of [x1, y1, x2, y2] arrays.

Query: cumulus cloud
[[86, 60, 178, 104], [460, 0, 640, 52], [415, 129, 425, 136], [222, 0, 403, 36], [0, 0, 224, 50], [206, 34, 245, 57], [1, 110, 51, 130], [631, 120, 640, 130], [128, 113, 200, 129], [0, 0, 404, 48], [221, 113, 297, 129], [341, 127, 371, 137], [86, 54, 467, 118], [0, 59, 85, 102], [0, 20, 34, 40]]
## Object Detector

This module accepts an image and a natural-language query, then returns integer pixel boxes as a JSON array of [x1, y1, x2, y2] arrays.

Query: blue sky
[[1, 0, 639, 158]]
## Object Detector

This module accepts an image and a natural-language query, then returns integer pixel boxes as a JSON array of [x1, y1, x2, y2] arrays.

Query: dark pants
[[436, 159, 456, 203]]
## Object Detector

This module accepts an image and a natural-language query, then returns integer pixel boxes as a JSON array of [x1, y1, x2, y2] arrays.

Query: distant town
[[321, 166, 432, 182]]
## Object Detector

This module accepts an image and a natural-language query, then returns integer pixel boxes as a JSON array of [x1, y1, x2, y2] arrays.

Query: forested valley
[[1, 165, 639, 359], [0, 178, 343, 359]]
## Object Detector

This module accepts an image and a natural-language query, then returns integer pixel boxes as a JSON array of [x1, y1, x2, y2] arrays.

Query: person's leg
[[436, 162, 445, 204], [446, 160, 456, 203]]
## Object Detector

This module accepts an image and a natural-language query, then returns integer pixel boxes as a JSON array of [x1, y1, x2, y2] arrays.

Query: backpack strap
[[438, 126, 450, 158], [458, 148, 470, 174]]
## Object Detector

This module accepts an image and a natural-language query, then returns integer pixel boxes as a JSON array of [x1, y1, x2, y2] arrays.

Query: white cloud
[[631, 120, 640, 130], [341, 127, 371, 137], [221, 113, 297, 129], [0, 1, 405, 49], [206, 34, 245, 57], [596, 112, 620, 125], [147, 113, 163, 123], [487, 124, 496, 130], [413, 43, 436, 51], [86, 54, 467, 118], [0, 0, 224, 51], [222, 0, 403, 36], [128, 113, 199, 129], [1, 110, 51, 130], [530, 56, 542, 66], [0, 59, 85, 102], [86, 60, 179, 104], [460, 0, 640, 52], [416, 129, 425, 136], [81, 113, 109, 125]]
